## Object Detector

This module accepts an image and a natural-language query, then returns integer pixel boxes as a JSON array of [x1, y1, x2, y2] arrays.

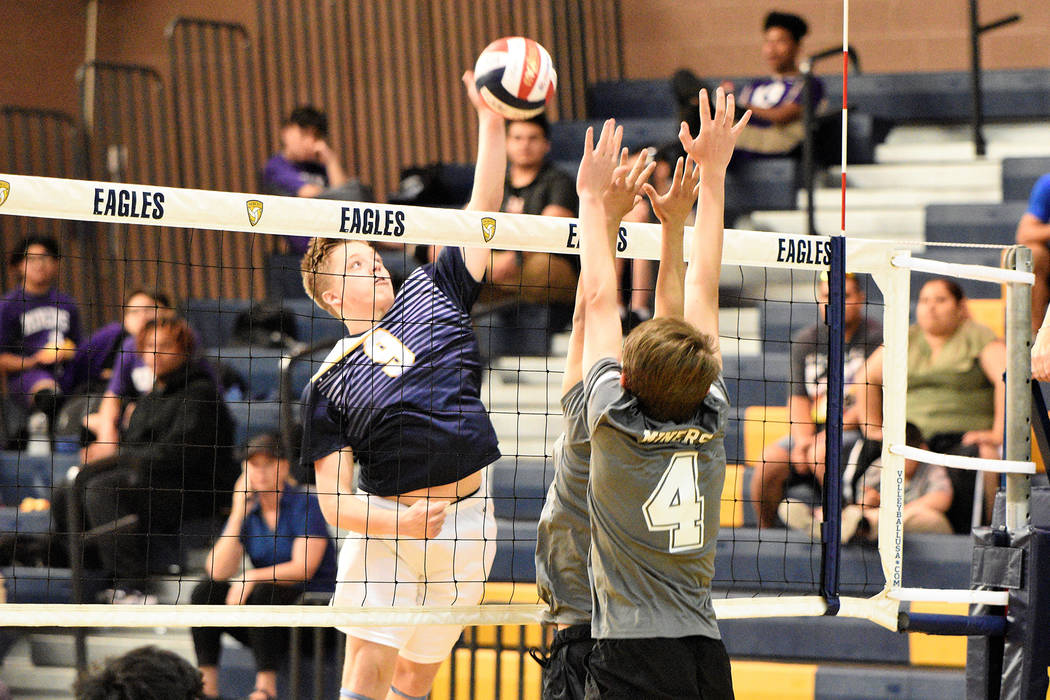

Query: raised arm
[[642, 157, 701, 319], [205, 470, 249, 581], [678, 87, 750, 358], [462, 70, 507, 282], [562, 283, 586, 393], [577, 121, 656, 375], [564, 148, 654, 390]]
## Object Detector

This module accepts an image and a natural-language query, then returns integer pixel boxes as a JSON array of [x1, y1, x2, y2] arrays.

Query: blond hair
[[621, 317, 721, 422], [300, 237, 356, 318]]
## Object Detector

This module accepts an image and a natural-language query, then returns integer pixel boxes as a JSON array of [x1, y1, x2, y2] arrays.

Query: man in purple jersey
[[0, 237, 80, 426], [263, 106, 350, 202], [674, 11, 822, 158]]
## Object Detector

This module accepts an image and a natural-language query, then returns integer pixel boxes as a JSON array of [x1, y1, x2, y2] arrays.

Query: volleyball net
[[0, 172, 1036, 636]]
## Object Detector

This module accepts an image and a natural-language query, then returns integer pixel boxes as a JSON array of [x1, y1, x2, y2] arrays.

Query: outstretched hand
[[603, 150, 657, 224], [576, 119, 624, 199], [678, 87, 751, 176], [642, 156, 700, 227]]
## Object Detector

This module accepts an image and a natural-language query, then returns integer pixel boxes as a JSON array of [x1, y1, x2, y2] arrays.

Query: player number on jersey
[[642, 451, 705, 553], [363, 329, 416, 378]]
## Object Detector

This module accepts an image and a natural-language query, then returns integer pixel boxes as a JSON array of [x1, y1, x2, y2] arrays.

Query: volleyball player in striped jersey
[[299, 72, 505, 700], [534, 150, 708, 699], [576, 90, 749, 699]]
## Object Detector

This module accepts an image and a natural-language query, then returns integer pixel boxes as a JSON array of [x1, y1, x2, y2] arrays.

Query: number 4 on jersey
[[643, 451, 705, 553]]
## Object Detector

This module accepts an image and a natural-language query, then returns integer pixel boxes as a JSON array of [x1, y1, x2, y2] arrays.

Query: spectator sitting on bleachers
[[263, 105, 418, 287], [486, 114, 578, 315], [751, 273, 882, 530], [672, 11, 823, 159], [68, 289, 173, 459], [0, 236, 80, 435], [1015, 171, 1050, 331], [860, 278, 1005, 533], [77, 316, 237, 601], [191, 432, 336, 700], [840, 422, 953, 544], [73, 645, 205, 700]]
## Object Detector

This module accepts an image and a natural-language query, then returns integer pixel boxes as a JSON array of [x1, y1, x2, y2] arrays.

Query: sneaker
[[777, 499, 822, 539]]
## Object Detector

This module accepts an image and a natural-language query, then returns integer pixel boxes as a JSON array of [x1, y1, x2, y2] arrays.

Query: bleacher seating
[[227, 400, 282, 447], [924, 202, 1026, 246], [548, 117, 678, 160], [184, 297, 345, 351], [726, 157, 799, 219], [1001, 156, 1050, 201], [822, 68, 1050, 124], [586, 78, 676, 119], [206, 346, 285, 400]]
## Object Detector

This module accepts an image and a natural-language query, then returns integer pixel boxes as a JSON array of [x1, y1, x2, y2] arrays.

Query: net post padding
[[820, 234, 847, 615], [871, 253, 912, 598], [1003, 244, 1034, 533]]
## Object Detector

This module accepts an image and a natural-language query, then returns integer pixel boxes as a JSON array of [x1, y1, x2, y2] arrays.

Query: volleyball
[[474, 36, 557, 119]]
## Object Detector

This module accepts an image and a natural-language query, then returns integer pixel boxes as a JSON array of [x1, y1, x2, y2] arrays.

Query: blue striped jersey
[[300, 247, 500, 496]]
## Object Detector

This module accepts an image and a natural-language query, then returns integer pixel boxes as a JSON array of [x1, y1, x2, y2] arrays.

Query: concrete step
[[883, 121, 1050, 145], [876, 139, 1050, 163], [483, 382, 561, 411], [489, 411, 563, 446], [29, 628, 194, 669], [801, 186, 1001, 210], [1, 654, 75, 697], [841, 161, 1000, 190], [749, 208, 925, 240]]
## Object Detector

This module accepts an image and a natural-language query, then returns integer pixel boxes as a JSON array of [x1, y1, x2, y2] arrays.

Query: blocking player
[[576, 89, 749, 700], [534, 152, 706, 699], [299, 71, 505, 700]]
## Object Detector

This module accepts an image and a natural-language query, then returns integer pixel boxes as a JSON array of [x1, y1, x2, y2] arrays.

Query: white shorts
[[332, 479, 496, 663]]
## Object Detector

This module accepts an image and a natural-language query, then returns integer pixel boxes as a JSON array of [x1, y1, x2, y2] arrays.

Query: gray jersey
[[585, 357, 729, 640], [535, 382, 592, 626]]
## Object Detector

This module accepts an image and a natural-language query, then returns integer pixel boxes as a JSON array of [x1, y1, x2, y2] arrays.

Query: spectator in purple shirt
[[673, 11, 823, 158], [0, 236, 80, 423], [78, 289, 173, 462], [262, 106, 354, 256], [262, 106, 418, 287]]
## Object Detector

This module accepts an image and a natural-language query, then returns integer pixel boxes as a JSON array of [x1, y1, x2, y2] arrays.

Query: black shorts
[[584, 635, 734, 700], [538, 623, 593, 700]]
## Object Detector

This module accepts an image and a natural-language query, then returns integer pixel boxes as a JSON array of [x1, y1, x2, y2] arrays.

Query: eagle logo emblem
[[0, 181, 9, 208], [246, 199, 263, 227], [481, 216, 496, 243]]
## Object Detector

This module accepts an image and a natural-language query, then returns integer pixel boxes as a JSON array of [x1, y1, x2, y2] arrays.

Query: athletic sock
[[340, 690, 376, 700], [390, 686, 428, 700]]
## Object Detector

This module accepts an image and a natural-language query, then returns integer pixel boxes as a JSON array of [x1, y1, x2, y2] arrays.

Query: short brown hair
[[621, 317, 721, 422], [135, 316, 196, 356], [301, 237, 352, 317]]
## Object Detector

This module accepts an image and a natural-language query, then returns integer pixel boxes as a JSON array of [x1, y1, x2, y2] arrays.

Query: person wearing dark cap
[[0, 236, 80, 433], [190, 431, 337, 700], [673, 10, 823, 158]]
